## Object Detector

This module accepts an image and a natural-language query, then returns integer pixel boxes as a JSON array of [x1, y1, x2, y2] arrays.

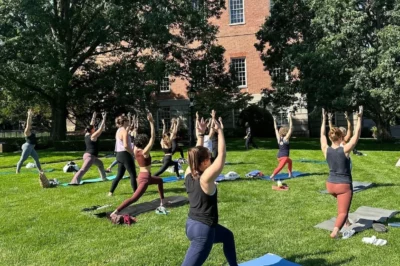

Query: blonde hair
[[329, 127, 343, 142], [188, 146, 210, 179], [279, 127, 289, 137], [339, 127, 347, 136]]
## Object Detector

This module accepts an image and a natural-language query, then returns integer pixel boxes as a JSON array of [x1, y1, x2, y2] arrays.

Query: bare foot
[[330, 227, 339, 238], [270, 176, 275, 181], [108, 192, 113, 197]]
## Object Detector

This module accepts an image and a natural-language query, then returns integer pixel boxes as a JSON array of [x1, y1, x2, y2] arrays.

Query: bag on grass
[[26, 162, 36, 168], [396, 159, 400, 167], [63, 161, 80, 173]]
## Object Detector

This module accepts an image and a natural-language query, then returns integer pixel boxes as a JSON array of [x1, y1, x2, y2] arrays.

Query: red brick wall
[[165, 0, 272, 99]]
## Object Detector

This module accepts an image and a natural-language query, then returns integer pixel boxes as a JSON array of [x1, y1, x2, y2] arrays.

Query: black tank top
[[26, 133, 37, 145], [277, 137, 290, 158], [185, 173, 218, 227], [326, 146, 352, 184], [162, 147, 172, 154], [85, 135, 99, 156]]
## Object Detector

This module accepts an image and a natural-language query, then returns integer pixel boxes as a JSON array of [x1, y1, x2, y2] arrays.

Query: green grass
[[0, 138, 399, 266]]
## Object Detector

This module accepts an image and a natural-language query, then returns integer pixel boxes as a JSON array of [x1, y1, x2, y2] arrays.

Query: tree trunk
[[375, 118, 392, 141], [51, 99, 68, 141]]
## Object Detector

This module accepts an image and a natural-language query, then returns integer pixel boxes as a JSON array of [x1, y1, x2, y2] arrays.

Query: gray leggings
[[16, 143, 42, 172]]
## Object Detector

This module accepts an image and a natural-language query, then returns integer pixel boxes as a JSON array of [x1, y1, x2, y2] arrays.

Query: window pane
[[230, 0, 244, 24], [231, 58, 247, 87]]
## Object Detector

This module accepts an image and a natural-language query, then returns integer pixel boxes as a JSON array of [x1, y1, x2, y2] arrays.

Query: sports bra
[[135, 149, 152, 167]]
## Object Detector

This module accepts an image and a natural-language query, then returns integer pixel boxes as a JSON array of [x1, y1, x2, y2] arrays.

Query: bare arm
[[162, 119, 166, 135], [121, 128, 134, 155], [218, 117, 224, 130], [24, 109, 33, 136], [284, 113, 293, 141], [328, 112, 333, 130], [170, 118, 179, 139], [91, 112, 107, 140], [185, 113, 207, 177], [343, 111, 352, 143], [273, 116, 280, 143], [344, 106, 363, 154], [143, 113, 155, 155], [200, 121, 226, 194], [320, 108, 328, 158], [90, 111, 97, 126]]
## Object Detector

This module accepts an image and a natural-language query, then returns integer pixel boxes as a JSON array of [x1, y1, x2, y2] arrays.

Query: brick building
[[156, 0, 310, 135]]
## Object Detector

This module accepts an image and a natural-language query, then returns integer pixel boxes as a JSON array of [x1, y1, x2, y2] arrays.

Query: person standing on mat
[[182, 112, 238, 266], [153, 118, 181, 179], [170, 118, 186, 160], [106, 113, 138, 173], [269, 113, 293, 181], [320, 106, 363, 238], [244, 122, 258, 150], [110, 113, 166, 217], [108, 114, 138, 196], [16, 109, 43, 174], [69, 112, 108, 184]]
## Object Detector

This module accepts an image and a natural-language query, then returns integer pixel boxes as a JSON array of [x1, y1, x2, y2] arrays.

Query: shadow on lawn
[[287, 251, 355, 266], [373, 183, 399, 188]]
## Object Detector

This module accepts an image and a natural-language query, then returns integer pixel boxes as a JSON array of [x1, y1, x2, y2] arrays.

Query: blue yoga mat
[[262, 171, 309, 181], [240, 253, 300, 266], [389, 223, 400, 228], [60, 175, 128, 186], [294, 158, 327, 164], [215, 174, 225, 182], [162, 176, 184, 183]]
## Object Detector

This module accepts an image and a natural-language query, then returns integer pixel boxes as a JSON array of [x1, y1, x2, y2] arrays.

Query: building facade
[[157, 0, 310, 135]]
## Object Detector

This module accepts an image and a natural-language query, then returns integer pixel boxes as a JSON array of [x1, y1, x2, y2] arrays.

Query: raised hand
[[218, 117, 223, 129], [322, 108, 327, 119], [147, 113, 154, 123], [196, 111, 199, 121], [162, 119, 165, 125], [344, 111, 348, 120], [102, 112, 107, 118], [196, 117, 207, 136], [327, 112, 333, 121], [211, 110, 216, 119], [358, 106, 363, 117], [213, 119, 221, 131], [28, 109, 33, 116]]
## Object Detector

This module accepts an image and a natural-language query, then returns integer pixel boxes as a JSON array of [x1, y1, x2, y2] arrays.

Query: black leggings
[[154, 155, 179, 177], [245, 136, 258, 150], [110, 151, 137, 193], [172, 140, 185, 158]]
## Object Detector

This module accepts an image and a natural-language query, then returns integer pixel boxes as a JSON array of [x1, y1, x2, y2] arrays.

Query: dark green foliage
[[237, 105, 274, 137], [255, 0, 400, 139], [53, 139, 115, 151]]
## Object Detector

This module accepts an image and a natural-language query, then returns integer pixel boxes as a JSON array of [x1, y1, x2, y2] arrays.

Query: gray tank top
[[326, 146, 352, 184]]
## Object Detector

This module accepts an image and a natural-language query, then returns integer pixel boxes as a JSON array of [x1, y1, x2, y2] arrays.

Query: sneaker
[[342, 229, 355, 239]]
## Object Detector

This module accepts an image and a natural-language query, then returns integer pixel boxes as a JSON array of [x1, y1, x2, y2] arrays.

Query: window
[[158, 107, 171, 130], [229, 0, 245, 24], [269, 0, 274, 11], [231, 58, 247, 88], [192, 0, 199, 10], [271, 67, 289, 81], [160, 74, 170, 92]]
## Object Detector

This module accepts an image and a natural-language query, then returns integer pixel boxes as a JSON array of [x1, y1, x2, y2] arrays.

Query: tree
[[0, 0, 225, 140], [255, 0, 400, 139], [189, 45, 253, 119]]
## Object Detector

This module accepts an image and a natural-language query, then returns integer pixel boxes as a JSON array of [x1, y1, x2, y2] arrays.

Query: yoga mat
[[162, 176, 184, 183], [94, 195, 188, 218], [389, 223, 400, 228], [320, 181, 374, 194], [215, 174, 226, 182], [240, 253, 300, 266], [315, 206, 399, 233], [60, 175, 129, 186], [262, 171, 309, 181], [294, 158, 327, 164]]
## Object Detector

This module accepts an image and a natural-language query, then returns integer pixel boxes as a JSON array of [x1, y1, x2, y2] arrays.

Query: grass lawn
[[0, 138, 399, 266]]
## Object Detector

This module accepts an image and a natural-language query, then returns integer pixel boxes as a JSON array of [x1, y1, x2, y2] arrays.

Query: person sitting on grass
[[269, 113, 293, 181], [110, 113, 166, 219], [69, 112, 107, 185], [16, 109, 43, 174], [153, 118, 181, 179], [320, 106, 363, 239], [181, 111, 238, 266]]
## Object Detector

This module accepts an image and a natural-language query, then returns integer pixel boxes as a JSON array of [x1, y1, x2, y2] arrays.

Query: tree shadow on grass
[[286, 251, 355, 266]]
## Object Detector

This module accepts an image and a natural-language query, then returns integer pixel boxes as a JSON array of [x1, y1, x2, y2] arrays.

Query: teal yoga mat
[[294, 158, 327, 164], [240, 253, 300, 266], [162, 175, 184, 183], [262, 171, 309, 181], [60, 175, 129, 186]]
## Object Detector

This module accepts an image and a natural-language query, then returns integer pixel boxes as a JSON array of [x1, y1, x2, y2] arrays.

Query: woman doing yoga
[[321, 106, 363, 238], [69, 112, 107, 184], [110, 113, 166, 217], [182, 112, 237, 266], [328, 111, 353, 145], [108, 114, 138, 196], [170, 118, 185, 159], [153, 118, 181, 179], [270, 113, 293, 180], [16, 109, 43, 174]]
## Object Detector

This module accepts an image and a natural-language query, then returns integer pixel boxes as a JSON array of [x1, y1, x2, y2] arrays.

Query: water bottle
[[277, 180, 282, 187]]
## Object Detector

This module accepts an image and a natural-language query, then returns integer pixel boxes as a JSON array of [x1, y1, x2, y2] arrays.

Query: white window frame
[[160, 74, 171, 93], [231, 57, 247, 88], [229, 0, 245, 25]]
